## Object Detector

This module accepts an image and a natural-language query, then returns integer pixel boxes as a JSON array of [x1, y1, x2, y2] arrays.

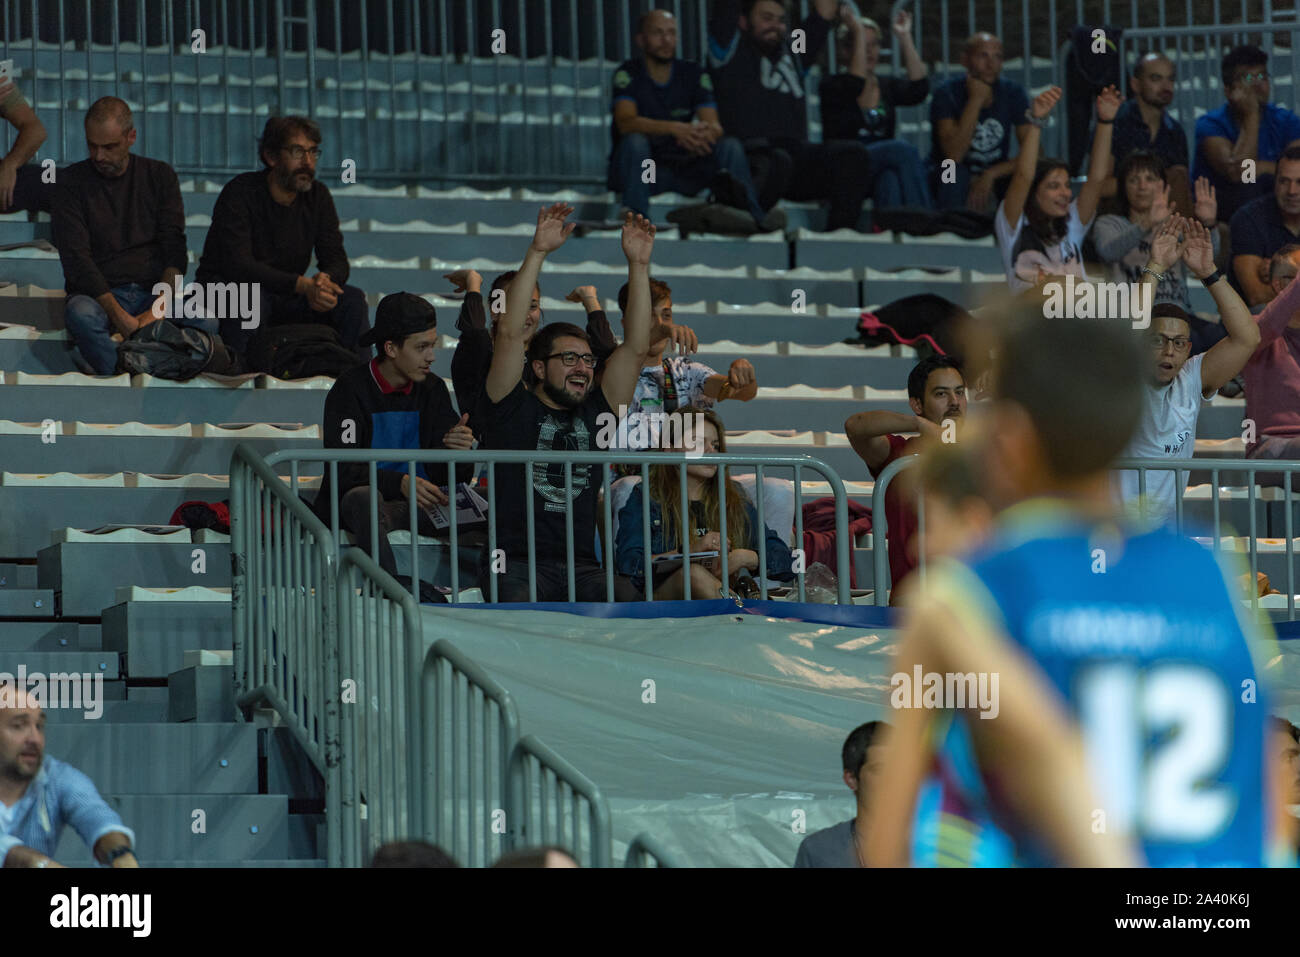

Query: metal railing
[[264, 447, 855, 604], [509, 733, 613, 868], [229, 443, 343, 864], [624, 832, 682, 868], [8, 1, 1288, 185], [337, 547, 423, 867], [1121, 21, 1300, 137], [871, 454, 1300, 618], [424, 637, 520, 868]]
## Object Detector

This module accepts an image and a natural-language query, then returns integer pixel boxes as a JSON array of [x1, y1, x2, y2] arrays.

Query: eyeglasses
[[547, 351, 597, 368], [283, 145, 322, 160], [1148, 333, 1191, 351], [1236, 71, 1269, 84]]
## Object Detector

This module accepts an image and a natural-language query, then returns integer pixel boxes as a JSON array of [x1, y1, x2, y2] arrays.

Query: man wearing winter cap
[[313, 292, 476, 597]]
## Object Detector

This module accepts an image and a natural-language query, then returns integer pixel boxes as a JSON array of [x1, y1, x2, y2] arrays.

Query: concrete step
[[0, 381, 327, 426], [0, 431, 320, 475], [49, 723, 259, 793], [0, 621, 85, 652], [53, 794, 291, 864], [0, 650, 119, 680], [42, 699, 170, 724], [37, 542, 232, 616], [0, 588, 54, 617], [102, 601, 232, 680], [0, 562, 38, 588]]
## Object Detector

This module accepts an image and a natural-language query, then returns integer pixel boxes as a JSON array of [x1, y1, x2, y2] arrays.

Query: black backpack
[[248, 323, 363, 379], [116, 320, 238, 380]]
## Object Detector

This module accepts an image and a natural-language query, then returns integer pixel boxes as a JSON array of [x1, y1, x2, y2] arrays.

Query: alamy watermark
[[0, 667, 104, 719], [1041, 275, 1152, 330], [151, 277, 261, 329], [594, 408, 707, 456], [890, 664, 999, 719]]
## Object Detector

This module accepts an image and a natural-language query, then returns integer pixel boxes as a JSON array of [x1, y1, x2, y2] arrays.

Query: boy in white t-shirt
[[994, 84, 1118, 294], [1116, 217, 1262, 522]]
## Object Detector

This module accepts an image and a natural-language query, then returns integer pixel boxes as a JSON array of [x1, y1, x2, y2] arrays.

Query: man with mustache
[[476, 205, 654, 603], [1100, 53, 1191, 215], [52, 97, 197, 375], [196, 115, 368, 363]]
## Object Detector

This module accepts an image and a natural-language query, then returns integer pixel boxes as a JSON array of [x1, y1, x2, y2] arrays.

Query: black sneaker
[[667, 202, 758, 237], [710, 169, 750, 211]]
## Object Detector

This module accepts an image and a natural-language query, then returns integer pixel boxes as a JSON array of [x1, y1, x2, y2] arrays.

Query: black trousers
[[744, 138, 873, 231], [477, 552, 640, 603]]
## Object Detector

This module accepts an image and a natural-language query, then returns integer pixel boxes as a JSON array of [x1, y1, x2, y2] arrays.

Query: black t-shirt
[[609, 58, 716, 167], [707, 0, 833, 144], [819, 73, 930, 145], [479, 382, 614, 562]]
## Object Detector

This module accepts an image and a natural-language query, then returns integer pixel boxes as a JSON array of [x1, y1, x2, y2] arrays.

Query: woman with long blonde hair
[[615, 406, 794, 599]]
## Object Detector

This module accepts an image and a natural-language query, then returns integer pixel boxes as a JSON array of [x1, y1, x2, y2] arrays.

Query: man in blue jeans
[[51, 97, 213, 375], [608, 9, 777, 234]]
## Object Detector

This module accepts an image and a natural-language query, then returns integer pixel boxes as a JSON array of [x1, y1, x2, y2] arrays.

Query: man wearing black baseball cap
[[313, 292, 476, 595]]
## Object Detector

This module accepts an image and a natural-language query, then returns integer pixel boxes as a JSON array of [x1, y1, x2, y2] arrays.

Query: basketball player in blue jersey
[[863, 312, 1284, 867]]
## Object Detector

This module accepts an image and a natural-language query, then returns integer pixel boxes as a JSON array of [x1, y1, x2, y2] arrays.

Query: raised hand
[[892, 9, 913, 37], [444, 269, 483, 294], [529, 202, 576, 254], [1149, 215, 1186, 273], [1193, 176, 1217, 226], [1095, 84, 1122, 123], [1144, 181, 1172, 228], [621, 210, 656, 266], [1180, 218, 1216, 279], [1030, 85, 1063, 120], [565, 285, 599, 305]]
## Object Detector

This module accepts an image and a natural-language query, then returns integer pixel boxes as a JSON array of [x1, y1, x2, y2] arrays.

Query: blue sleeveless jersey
[[911, 501, 1273, 868]]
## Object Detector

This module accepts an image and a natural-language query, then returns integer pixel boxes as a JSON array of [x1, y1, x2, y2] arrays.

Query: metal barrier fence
[[424, 637, 520, 868], [509, 733, 613, 868], [337, 547, 423, 867], [264, 447, 854, 604], [233, 442, 690, 866], [10, 0, 1285, 184], [871, 454, 1300, 618], [624, 831, 682, 868], [229, 443, 343, 865]]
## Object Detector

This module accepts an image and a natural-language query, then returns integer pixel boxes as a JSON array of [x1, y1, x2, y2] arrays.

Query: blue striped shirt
[[0, 755, 133, 863]]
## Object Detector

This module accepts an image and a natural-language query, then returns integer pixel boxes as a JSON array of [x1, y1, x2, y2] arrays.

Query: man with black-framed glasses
[[1194, 45, 1300, 224], [196, 114, 369, 364], [476, 204, 655, 603], [1114, 216, 1260, 522]]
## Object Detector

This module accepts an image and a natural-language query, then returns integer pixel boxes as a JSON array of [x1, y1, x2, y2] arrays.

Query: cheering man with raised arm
[[477, 205, 655, 603]]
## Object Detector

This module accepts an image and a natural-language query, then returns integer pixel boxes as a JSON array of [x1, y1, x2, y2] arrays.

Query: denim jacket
[[615, 483, 795, 584]]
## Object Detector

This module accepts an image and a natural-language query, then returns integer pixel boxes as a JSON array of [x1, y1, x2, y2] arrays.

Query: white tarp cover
[[420, 603, 898, 866]]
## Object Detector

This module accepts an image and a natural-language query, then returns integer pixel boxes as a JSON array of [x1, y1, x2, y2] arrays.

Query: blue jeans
[[866, 139, 932, 208], [609, 133, 766, 223], [929, 162, 1012, 213], [65, 283, 218, 375]]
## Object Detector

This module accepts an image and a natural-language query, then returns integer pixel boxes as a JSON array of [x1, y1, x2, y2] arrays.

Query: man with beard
[[196, 115, 368, 361], [1230, 147, 1300, 306], [609, 9, 773, 234], [52, 97, 195, 375], [477, 204, 654, 603], [844, 355, 967, 601], [1099, 53, 1191, 213], [707, 0, 871, 232], [0, 684, 137, 868]]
